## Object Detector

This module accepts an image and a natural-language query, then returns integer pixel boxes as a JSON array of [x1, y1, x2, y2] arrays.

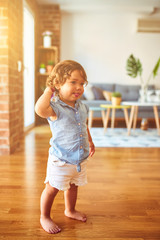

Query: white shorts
[[44, 155, 88, 191]]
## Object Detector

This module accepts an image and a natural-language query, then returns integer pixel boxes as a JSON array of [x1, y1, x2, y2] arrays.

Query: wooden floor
[[0, 125, 160, 240]]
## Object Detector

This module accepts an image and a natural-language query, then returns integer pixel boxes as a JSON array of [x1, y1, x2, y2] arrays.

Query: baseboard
[[88, 117, 157, 128]]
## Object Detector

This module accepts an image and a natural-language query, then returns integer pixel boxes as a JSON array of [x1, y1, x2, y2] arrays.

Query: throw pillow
[[103, 90, 112, 101], [92, 86, 105, 100], [83, 84, 95, 100]]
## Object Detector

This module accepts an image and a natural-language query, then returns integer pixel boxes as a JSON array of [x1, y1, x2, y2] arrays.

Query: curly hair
[[46, 60, 88, 95]]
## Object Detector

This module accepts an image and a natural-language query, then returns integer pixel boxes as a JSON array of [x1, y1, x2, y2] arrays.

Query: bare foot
[[64, 210, 87, 222], [40, 216, 61, 234]]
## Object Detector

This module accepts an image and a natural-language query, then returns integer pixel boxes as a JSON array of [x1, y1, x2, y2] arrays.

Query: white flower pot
[[39, 68, 46, 74], [43, 36, 52, 47]]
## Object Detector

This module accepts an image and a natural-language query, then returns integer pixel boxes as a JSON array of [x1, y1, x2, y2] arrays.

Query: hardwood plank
[[0, 125, 160, 239]]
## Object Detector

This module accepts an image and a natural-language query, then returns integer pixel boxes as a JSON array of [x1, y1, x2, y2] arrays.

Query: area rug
[[90, 128, 160, 147]]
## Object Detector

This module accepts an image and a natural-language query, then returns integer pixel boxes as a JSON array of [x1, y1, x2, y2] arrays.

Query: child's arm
[[87, 126, 95, 157], [35, 87, 56, 119]]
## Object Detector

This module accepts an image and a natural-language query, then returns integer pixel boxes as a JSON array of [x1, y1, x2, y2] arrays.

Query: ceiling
[[36, 0, 160, 15]]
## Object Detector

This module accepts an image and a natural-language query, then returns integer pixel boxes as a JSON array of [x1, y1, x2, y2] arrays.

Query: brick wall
[[38, 4, 60, 58], [8, 0, 23, 154], [0, 0, 39, 155], [0, 0, 10, 154], [0, 1, 61, 155]]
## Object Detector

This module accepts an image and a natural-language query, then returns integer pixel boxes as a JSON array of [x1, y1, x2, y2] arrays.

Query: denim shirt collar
[[54, 96, 80, 109]]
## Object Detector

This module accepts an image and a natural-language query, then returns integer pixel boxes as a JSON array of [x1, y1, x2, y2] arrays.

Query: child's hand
[[89, 141, 95, 157], [44, 87, 55, 94], [44, 87, 55, 98]]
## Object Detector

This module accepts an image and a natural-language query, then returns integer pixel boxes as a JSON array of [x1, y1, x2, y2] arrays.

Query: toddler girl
[[35, 60, 95, 234]]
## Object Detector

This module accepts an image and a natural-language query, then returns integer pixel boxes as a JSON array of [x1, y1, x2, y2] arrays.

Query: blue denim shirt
[[48, 97, 89, 172]]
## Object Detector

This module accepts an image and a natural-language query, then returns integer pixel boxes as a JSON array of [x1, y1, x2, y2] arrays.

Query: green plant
[[126, 54, 160, 87], [112, 92, 122, 98], [47, 60, 54, 65], [40, 63, 46, 68]]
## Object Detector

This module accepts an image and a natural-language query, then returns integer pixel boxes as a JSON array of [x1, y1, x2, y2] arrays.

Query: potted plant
[[46, 60, 54, 73], [111, 92, 122, 105], [126, 54, 160, 102], [39, 63, 46, 74]]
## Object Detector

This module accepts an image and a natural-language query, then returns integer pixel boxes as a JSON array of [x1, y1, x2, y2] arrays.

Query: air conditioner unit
[[137, 18, 160, 33]]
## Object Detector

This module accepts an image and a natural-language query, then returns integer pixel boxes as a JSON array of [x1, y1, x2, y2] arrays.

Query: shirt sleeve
[[47, 100, 59, 121], [83, 103, 89, 114]]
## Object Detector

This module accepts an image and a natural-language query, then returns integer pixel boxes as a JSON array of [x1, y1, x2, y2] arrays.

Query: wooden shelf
[[37, 72, 50, 76], [38, 46, 58, 66], [36, 45, 58, 125], [38, 46, 58, 51]]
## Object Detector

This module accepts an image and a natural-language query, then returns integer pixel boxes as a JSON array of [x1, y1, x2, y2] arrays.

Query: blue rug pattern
[[90, 128, 160, 147]]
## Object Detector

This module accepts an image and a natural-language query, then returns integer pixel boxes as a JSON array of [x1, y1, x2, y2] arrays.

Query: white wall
[[61, 11, 160, 88]]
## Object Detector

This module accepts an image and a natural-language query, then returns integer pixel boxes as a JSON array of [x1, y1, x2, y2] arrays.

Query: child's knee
[[45, 183, 59, 195]]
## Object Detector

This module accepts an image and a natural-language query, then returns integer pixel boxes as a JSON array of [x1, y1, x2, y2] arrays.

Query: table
[[88, 106, 106, 128], [122, 101, 160, 135], [100, 104, 131, 132]]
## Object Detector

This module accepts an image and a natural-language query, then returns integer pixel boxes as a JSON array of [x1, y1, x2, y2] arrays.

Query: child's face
[[58, 70, 86, 107]]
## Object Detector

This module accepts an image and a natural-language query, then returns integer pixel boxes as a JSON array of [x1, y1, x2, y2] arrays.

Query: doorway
[[23, 3, 35, 130]]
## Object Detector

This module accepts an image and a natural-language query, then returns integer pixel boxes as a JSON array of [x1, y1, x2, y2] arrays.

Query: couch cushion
[[115, 84, 155, 101], [83, 83, 115, 100], [115, 84, 140, 101], [83, 84, 95, 100], [92, 86, 105, 100], [103, 90, 112, 101], [93, 83, 115, 92]]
